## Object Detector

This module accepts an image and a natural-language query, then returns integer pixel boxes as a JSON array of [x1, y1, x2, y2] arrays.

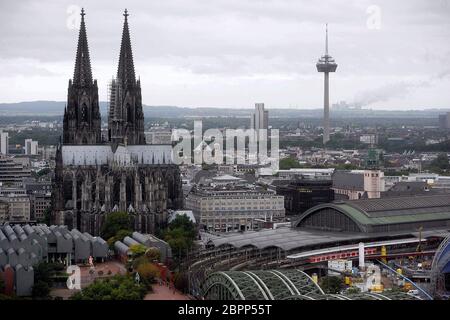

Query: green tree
[[136, 263, 160, 286], [164, 228, 192, 260], [428, 153, 450, 174], [100, 212, 132, 240], [167, 215, 196, 240], [279, 157, 301, 170], [173, 272, 189, 293], [145, 247, 161, 263], [34, 262, 54, 286], [37, 168, 51, 177], [346, 286, 361, 295], [31, 262, 66, 299], [163, 215, 197, 261], [32, 281, 50, 298], [41, 207, 52, 225], [107, 229, 132, 249], [70, 275, 147, 300], [320, 276, 344, 294], [129, 244, 147, 259]]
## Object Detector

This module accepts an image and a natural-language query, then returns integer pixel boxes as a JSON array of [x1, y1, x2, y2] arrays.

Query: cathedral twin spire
[[73, 8, 93, 87], [65, 8, 144, 146], [117, 9, 136, 87], [73, 8, 137, 88]]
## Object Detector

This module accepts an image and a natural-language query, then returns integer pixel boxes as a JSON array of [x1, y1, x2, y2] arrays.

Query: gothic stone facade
[[54, 159, 183, 236], [53, 9, 182, 236]]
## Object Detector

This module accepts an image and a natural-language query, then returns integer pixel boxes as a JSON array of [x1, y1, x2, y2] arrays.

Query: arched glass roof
[[201, 270, 421, 301]]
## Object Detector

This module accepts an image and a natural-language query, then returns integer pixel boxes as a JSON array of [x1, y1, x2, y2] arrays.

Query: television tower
[[316, 24, 337, 145]]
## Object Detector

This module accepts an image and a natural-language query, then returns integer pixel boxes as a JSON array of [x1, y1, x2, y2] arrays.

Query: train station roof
[[204, 227, 394, 251], [295, 194, 450, 233], [202, 222, 450, 253], [201, 270, 420, 300]]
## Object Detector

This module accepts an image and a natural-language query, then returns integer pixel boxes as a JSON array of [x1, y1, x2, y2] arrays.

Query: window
[[127, 104, 132, 123], [81, 103, 88, 122]]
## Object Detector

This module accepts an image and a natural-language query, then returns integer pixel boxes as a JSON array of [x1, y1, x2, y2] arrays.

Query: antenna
[[325, 23, 329, 56]]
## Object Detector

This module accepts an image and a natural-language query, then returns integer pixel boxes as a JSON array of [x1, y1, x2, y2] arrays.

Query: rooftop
[[296, 194, 450, 232]]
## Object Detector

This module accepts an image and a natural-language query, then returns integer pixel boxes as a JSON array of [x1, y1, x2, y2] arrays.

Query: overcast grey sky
[[1, 0, 450, 109]]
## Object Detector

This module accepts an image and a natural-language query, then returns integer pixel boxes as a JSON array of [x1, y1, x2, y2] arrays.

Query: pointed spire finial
[[117, 8, 136, 85], [73, 7, 93, 86]]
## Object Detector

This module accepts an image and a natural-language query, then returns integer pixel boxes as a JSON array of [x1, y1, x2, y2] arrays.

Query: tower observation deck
[[316, 24, 337, 145]]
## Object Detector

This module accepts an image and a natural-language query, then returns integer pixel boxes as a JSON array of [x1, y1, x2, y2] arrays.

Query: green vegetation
[[106, 229, 132, 249], [319, 276, 344, 294], [173, 272, 189, 293], [426, 153, 450, 175], [32, 281, 51, 298], [126, 242, 162, 288], [136, 263, 160, 286], [40, 207, 53, 225], [346, 286, 361, 294], [325, 133, 366, 150], [279, 157, 302, 170], [334, 163, 359, 170], [145, 247, 161, 262], [8, 128, 62, 146], [32, 262, 67, 299], [383, 169, 419, 176], [100, 212, 132, 240], [36, 168, 51, 177], [129, 244, 147, 259], [163, 215, 196, 262], [70, 275, 147, 300]]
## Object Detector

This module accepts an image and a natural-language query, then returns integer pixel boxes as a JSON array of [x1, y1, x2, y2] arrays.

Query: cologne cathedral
[[52, 9, 183, 236]]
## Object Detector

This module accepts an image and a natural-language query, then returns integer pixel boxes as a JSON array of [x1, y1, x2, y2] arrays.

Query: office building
[[0, 130, 8, 155], [24, 139, 38, 155], [186, 184, 285, 233], [0, 195, 31, 222], [276, 179, 334, 215], [31, 193, 52, 221], [0, 157, 32, 185], [250, 103, 269, 132], [145, 128, 172, 145], [439, 112, 450, 130]]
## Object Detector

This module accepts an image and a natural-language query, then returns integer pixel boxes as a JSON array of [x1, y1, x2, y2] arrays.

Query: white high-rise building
[[24, 139, 39, 155], [250, 103, 268, 132], [0, 130, 9, 155]]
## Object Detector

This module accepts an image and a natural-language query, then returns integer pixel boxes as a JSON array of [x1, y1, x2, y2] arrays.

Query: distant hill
[[0, 101, 449, 119]]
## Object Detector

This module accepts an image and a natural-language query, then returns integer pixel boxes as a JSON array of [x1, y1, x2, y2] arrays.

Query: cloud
[[0, 0, 449, 108]]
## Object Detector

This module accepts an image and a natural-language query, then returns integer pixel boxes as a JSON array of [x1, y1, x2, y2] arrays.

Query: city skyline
[[1, 0, 450, 110]]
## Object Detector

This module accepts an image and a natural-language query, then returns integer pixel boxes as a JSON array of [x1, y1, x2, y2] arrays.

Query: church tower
[[63, 8, 102, 145], [109, 9, 146, 149]]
